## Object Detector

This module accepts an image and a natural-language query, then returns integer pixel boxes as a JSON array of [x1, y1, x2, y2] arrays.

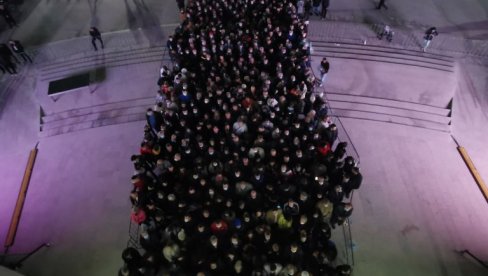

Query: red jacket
[[210, 220, 228, 235], [140, 145, 152, 155], [131, 209, 146, 224], [132, 178, 144, 190], [318, 143, 331, 156]]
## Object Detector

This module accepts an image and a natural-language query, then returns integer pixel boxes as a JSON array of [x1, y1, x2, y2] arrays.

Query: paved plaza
[[0, 1, 487, 275]]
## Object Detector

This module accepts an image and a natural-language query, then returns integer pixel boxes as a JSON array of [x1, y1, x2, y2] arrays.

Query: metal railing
[[311, 71, 361, 165], [125, 47, 172, 251], [457, 250, 488, 270], [0, 243, 51, 270], [311, 70, 358, 269]]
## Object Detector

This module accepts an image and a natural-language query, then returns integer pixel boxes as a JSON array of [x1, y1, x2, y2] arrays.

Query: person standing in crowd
[[176, 0, 185, 13], [304, 0, 312, 19], [9, 40, 32, 63], [297, 0, 305, 19], [377, 0, 387, 10], [330, 203, 353, 228], [0, 3, 16, 28], [89, 27, 104, 51], [319, 57, 330, 87], [422, 27, 438, 52], [321, 0, 329, 20]]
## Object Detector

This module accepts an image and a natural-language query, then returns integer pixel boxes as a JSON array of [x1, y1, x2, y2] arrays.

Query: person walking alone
[[376, 0, 387, 10], [321, 0, 329, 20], [319, 57, 329, 87], [89, 27, 104, 51], [0, 3, 16, 28], [422, 27, 438, 52], [9, 40, 32, 63], [312, 0, 321, 16]]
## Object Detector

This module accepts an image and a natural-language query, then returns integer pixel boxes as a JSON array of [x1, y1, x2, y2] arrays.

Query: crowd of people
[[120, 0, 362, 275]]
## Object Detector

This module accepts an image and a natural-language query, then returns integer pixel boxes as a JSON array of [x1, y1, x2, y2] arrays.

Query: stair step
[[325, 93, 450, 116], [312, 45, 453, 67], [41, 105, 149, 130], [311, 52, 453, 72], [328, 102, 450, 125], [39, 46, 165, 71], [42, 96, 154, 123], [40, 54, 167, 81], [39, 113, 146, 138], [330, 109, 451, 133], [40, 51, 164, 76], [310, 40, 455, 62]]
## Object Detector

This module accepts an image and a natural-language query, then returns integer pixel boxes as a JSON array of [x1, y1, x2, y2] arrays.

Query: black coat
[[9, 41, 24, 53]]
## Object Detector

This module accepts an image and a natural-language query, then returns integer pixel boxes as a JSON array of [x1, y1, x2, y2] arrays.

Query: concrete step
[[40, 96, 154, 136], [39, 46, 164, 71], [39, 113, 146, 138], [329, 109, 451, 133], [41, 96, 154, 123], [39, 47, 168, 81], [311, 41, 455, 72], [311, 40, 454, 62], [325, 92, 451, 117], [312, 45, 453, 67], [41, 105, 149, 131], [328, 102, 451, 125]]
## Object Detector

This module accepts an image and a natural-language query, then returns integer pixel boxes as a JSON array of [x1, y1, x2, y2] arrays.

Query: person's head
[[352, 167, 360, 175], [184, 214, 192, 222], [210, 235, 218, 247], [231, 234, 239, 245], [290, 243, 298, 253], [197, 224, 205, 233], [287, 199, 295, 207], [335, 185, 343, 193], [203, 209, 210, 218]]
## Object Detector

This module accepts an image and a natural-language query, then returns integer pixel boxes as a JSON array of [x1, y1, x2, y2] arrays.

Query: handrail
[[310, 68, 358, 268], [310, 69, 361, 165], [1, 243, 50, 269], [125, 47, 171, 251], [344, 217, 355, 265], [458, 250, 488, 269]]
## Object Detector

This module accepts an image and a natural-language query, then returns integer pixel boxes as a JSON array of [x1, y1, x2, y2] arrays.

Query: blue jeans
[[313, 5, 321, 15]]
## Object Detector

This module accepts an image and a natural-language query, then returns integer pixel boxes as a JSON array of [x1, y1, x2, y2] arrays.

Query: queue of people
[[120, 0, 362, 275]]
